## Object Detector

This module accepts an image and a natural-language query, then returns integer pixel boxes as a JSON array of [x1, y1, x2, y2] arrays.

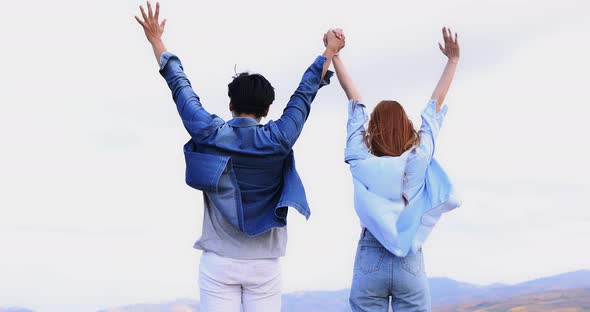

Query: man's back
[[196, 117, 291, 217], [159, 50, 332, 235], [135, 3, 344, 309]]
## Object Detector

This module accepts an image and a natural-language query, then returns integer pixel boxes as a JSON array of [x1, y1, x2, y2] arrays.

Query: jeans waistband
[[361, 227, 379, 242], [360, 227, 423, 255]]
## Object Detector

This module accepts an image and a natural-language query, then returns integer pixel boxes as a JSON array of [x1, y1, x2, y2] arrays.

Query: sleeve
[[159, 52, 224, 138], [417, 99, 448, 161], [344, 99, 371, 164], [274, 55, 333, 147]]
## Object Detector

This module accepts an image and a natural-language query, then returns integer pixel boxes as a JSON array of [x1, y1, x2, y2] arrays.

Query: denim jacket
[[345, 99, 461, 256], [160, 52, 332, 236]]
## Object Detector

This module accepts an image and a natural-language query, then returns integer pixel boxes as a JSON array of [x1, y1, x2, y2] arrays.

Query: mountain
[[430, 269, 590, 306], [98, 299, 199, 312], [0, 308, 35, 312], [8, 269, 585, 312], [99, 270, 590, 311], [282, 289, 350, 312], [434, 288, 590, 312]]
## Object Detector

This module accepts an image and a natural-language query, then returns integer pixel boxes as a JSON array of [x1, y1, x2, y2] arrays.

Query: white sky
[[1, 0, 589, 311]]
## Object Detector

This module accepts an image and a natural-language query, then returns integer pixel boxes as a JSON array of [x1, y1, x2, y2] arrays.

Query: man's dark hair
[[228, 73, 275, 118]]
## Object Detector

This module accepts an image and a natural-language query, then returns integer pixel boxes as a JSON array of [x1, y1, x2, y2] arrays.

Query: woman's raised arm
[[325, 29, 362, 102], [333, 55, 362, 103], [431, 27, 460, 112]]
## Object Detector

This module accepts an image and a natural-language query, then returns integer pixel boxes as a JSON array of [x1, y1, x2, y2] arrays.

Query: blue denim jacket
[[345, 99, 461, 256], [159, 52, 332, 236]]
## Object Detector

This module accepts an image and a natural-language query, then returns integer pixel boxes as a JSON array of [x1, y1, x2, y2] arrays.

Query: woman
[[328, 27, 462, 311]]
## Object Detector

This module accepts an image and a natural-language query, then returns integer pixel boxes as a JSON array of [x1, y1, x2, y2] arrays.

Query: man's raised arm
[[135, 1, 220, 137], [275, 30, 345, 146], [135, 1, 167, 65]]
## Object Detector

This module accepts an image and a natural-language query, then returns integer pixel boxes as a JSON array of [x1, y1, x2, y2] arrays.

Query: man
[[134, 2, 345, 311]]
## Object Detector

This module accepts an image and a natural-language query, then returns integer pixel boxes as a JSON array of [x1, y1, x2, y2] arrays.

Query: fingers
[[326, 29, 337, 40], [326, 30, 337, 41], [140, 5, 148, 21], [155, 2, 160, 20], [134, 15, 146, 27], [147, 1, 153, 18], [454, 32, 458, 45], [160, 18, 167, 29], [438, 42, 445, 53], [324, 27, 346, 53], [447, 29, 453, 46]]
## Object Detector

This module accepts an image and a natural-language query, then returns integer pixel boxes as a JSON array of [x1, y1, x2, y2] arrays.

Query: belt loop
[[361, 227, 367, 239]]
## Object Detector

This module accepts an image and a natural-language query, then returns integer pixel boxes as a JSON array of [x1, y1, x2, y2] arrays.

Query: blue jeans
[[349, 228, 431, 312]]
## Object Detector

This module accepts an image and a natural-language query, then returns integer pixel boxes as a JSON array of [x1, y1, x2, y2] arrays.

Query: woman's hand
[[432, 26, 460, 111], [323, 28, 345, 54], [438, 27, 460, 64], [135, 1, 167, 45]]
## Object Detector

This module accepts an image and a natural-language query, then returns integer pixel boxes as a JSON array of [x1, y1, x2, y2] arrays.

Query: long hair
[[365, 101, 420, 157]]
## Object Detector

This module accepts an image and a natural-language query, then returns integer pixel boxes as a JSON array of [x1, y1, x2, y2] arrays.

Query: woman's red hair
[[365, 101, 420, 157]]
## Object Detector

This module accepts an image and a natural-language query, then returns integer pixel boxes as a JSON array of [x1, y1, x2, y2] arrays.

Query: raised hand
[[438, 27, 460, 63], [134, 1, 168, 64], [432, 26, 460, 110], [323, 28, 345, 54], [135, 1, 167, 45], [323, 28, 346, 54]]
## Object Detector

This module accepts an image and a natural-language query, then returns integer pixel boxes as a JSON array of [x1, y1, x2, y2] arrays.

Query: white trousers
[[199, 251, 282, 312]]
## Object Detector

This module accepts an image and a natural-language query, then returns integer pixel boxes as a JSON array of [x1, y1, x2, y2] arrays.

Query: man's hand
[[135, 1, 166, 44], [438, 26, 460, 64], [135, 1, 167, 64], [323, 28, 346, 54], [319, 28, 345, 80]]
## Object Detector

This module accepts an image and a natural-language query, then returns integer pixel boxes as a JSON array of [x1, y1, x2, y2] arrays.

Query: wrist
[[448, 57, 459, 64], [326, 45, 340, 54], [323, 48, 337, 59], [149, 37, 164, 46]]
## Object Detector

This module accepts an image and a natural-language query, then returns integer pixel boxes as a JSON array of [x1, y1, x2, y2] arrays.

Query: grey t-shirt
[[193, 194, 288, 259]]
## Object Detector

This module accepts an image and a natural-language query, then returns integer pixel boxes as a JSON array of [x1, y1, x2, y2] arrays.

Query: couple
[[135, 2, 461, 312]]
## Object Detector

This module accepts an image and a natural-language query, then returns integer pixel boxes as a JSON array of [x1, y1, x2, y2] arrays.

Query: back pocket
[[358, 246, 386, 274], [400, 250, 424, 276]]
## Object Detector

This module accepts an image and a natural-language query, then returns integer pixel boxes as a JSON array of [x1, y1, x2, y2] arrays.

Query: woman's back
[[404, 99, 448, 201], [329, 26, 462, 312]]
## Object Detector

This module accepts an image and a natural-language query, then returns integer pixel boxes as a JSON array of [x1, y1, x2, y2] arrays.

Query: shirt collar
[[227, 117, 262, 128]]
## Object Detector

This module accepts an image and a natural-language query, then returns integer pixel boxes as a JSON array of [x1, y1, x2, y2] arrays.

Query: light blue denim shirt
[[159, 52, 332, 237], [345, 99, 461, 257]]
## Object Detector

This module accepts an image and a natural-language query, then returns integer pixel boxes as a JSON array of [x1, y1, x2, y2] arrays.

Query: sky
[[1, 0, 589, 311]]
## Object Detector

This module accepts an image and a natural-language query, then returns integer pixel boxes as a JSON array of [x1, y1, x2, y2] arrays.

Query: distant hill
[[98, 299, 199, 312], [430, 269, 590, 306], [434, 288, 590, 312], [8, 269, 588, 312], [98, 270, 590, 311], [282, 289, 350, 312], [0, 308, 35, 312]]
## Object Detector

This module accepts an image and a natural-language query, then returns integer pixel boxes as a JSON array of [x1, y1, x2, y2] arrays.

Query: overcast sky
[[1, 0, 589, 311]]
